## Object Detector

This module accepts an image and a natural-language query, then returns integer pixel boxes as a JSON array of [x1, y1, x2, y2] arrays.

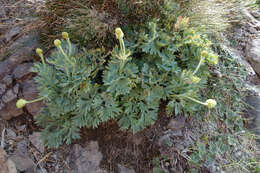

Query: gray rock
[[8, 32, 39, 61], [0, 59, 15, 80], [0, 148, 17, 173], [6, 129, 17, 138], [2, 75, 13, 87], [0, 83, 6, 95], [13, 84, 19, 95], [29, 132, 44, 153], [69, 141, 103, 173], [245, 96, 260, 135], [12, 63, 33, 80], [16, 140, 28, 155], [246, 38, 260, 76], [2, 89, 17, 103], [22, 80, 43, 116], [167, 116, 186, 130], [251, 11, 260, 20], [5, 27, 20, 43], [10, 152, 35, 172], [0, 100, 4, 110], [118, 164, 135, 173], [0, 99, 24, 120]]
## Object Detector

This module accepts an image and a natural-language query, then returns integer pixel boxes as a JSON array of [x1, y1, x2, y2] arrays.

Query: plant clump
[[18, 13, 219, 148]]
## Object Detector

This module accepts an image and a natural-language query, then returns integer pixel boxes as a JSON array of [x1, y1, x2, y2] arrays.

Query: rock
[[29, 132, 44, 153], [0, 100, 4, 110], [118, 164, 135, 173], [22, 80, 43, 116], [7, 32, 39, 62], [0, 148, 9, 173], [1, 75, 13, 87], [2, 89, 17, 103], [12, 63, 33, 80], [246, 38, 260, 76], [10, 152, 34, 172], [5, 27, 20, 43], [167, 116, 186, 130], [0, 59, 15, 80], [12, 84, 19, 95], [248, 27, 258, 34], [6, 129, 17, 138], [16, 140, 28, 155], [0, 148, 17, 173], [244, 96, 260, 135], [0, 83, 6, 95], [69, 141, 103, 173], [251, 11, 260, 20], [0, 99, 24, 120]]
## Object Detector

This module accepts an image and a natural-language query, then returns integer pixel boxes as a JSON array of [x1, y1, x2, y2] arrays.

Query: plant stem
[[27, 96, 46, 104], [193, 57, 204, 75]]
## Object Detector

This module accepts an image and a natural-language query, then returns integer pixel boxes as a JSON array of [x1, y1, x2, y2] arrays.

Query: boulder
[[246, 38, 260, 76], [22, 80, 43, 116], [69, 141, 107, 173]]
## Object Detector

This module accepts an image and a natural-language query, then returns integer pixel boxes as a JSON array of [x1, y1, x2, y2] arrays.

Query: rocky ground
[[0, 1, 260, 173]]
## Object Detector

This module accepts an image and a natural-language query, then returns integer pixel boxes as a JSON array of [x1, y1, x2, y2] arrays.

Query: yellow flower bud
[[115, 28, 124, 39], [36, 48, 43, 55], [16, 99, 28, 109], [54, 39, 61, 47], [201, 50, 208, 57], [190, 76, 201, 84], [205, 99, 217, 109], [62, 32, 69, 39]]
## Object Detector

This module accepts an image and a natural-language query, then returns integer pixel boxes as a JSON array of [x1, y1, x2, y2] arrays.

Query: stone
[[118, 164, 135, 173], [251, 11, 260, 20], [22, 80, 43, 116], [0, 99, 24, 120], [167, 116, 186, 130], [2, 89, 17, 103], [10, 152, 34, 172], [8, 33, 39, 62], [6, 129, 17, 138], [12, 63, 33, 80], [1, 75, 13, 87], [12, 84, 19, 95], [0, 148, 9, 173], [5, 27, 20, 43], [0, 148, 17, 173], [246, 38, 260, 76], [29, 132, 44, 153], [0, 59, 15, 80], [0, 83, 6, 95], [16, 140, 28, 155], [244, 96, 260, 135], [69, 141, 103, 173], [0, 100, 4, 110]]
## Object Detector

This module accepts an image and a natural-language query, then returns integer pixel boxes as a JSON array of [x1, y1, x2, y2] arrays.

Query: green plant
[[185, 45, 259, 173], [17, 16, 219, 148]]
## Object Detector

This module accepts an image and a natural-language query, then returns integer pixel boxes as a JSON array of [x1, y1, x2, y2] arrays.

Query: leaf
[[107, 78, 131, 95]]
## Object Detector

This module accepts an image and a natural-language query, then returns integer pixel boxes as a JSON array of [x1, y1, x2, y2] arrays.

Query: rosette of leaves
[[33, 17, 218, 147], [103, 21, 218, 133], [32, 41, 112, 148]]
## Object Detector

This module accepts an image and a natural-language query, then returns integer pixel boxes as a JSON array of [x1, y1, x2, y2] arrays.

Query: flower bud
[[205, 99, 217, 109], [16, 99, 28, 109], [201, 50, 208, 57], [115, 28, 124, 39], [190, 76, 201, 84], [62, 32, 69, 39], [54, 39, 61, 47], [36, 48, 43, 55]]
